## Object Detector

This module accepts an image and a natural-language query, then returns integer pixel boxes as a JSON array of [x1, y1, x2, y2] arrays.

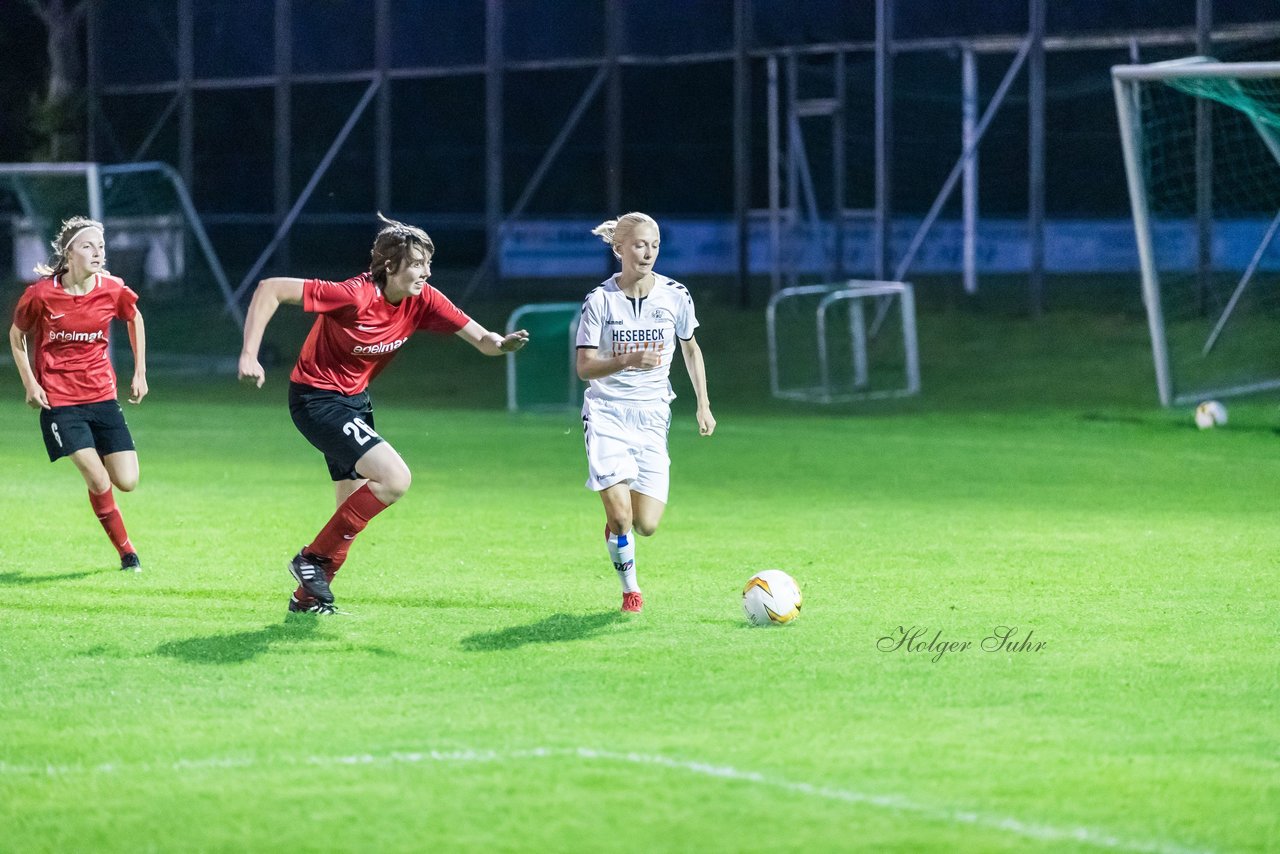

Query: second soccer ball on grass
[[1194, 400, 1228, 430]]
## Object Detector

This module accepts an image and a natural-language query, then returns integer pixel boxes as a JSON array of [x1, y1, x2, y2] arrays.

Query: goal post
[[1112, 59, 1280, 406], [505, 302, 583, 412]]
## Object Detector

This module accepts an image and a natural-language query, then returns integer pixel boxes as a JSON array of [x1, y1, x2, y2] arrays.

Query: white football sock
[[607, 529, 639, 593]]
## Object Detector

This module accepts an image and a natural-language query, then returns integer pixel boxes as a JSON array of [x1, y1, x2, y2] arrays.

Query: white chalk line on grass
[[0, 746, 1211, 854]]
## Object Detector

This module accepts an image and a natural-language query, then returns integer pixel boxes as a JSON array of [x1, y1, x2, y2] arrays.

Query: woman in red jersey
[[238, 213, 528, 614], [9, 216, 148, 571]]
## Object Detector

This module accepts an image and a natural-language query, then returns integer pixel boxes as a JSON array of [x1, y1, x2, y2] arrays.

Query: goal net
[[0, 162, 240, 373], [1113, 59, 1280, 406]]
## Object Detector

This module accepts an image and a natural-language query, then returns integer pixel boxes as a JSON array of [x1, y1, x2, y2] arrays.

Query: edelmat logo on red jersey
[[352, 336, 409, 356], [49, 329, 106, 343]]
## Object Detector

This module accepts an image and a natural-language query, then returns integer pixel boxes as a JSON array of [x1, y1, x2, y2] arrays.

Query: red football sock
[[88, 487, 133, 558], [306, 483, 389, 563]]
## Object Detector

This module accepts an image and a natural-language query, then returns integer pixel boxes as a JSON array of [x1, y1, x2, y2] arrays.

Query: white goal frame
[[1112, 59, 1280, 406], [0, 161, 241, 324], [766, 280, 920, 403]]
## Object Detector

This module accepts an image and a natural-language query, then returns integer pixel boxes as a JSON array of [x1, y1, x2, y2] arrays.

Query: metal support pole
[[1028, 0, 1045, 316], [962, 47, 978, 295], [786, 52, 799, 291], [832, 50, 846, 282], [178, 0, 194, 190], [85, 2, 99, 161], [375, 0, 392, 215], [874, 0, 893, 280], [605, 0, 623, 270], [86, 163, 103, 222], [767, 55, 781, 296], [734, 0, 752, 306], [274, 0, 292, 271], [849, 299, 868, 387], [484, 0, 504, 292], [1196, 0, 1214, 315]]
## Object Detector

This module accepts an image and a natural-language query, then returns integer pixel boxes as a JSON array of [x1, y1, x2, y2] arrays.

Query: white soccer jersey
[[576, 273, 699, 404]]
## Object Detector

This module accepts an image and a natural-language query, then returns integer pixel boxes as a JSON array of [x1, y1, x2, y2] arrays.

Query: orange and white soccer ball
[[742, 570, 802, 626]]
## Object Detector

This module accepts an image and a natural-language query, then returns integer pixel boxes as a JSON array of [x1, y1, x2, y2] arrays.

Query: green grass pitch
[[0, 291, 1277, 852]]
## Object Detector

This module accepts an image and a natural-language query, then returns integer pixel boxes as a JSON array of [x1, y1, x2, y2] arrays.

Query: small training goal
[[766, 280, 920, 403]]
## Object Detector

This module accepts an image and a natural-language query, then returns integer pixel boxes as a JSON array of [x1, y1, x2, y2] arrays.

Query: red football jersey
[[289, 272, 471, 395], [12, 274, 139, 407]]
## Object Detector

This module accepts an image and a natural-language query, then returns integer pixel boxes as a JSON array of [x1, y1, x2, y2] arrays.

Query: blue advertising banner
[[499, 218, 1280, 278]]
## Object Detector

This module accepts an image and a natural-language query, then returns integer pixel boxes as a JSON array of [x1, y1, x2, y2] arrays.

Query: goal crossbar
[[1113, 58, 1280, 81]]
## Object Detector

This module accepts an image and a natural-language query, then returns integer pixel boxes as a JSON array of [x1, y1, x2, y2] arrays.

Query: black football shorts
[[39, 399, 135, 463], [288, 381, 385, 481]]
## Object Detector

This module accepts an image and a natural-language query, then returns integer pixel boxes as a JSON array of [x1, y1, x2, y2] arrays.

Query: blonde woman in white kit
[[575, 212, 715, 613]]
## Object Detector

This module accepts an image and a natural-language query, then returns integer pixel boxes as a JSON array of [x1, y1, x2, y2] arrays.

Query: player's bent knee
[[114, 475, 138, 492], [634, 521, 658, 537], [378, 468, 412, 504]]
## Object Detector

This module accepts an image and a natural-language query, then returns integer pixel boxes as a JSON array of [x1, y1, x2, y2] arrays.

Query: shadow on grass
[[460, 611, 623, 652], [0, 570, 101, 586], [155, 616, 326, 664]]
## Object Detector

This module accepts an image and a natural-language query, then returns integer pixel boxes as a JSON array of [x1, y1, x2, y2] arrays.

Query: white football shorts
[[582, 396, 672, 502]]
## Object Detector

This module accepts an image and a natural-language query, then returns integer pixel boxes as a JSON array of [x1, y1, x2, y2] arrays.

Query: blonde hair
[[591, 212, 660, 255], [370, 212, 434, 285], [34, 216, 105, 277]]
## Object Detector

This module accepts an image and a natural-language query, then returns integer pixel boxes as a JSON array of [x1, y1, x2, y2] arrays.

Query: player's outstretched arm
[[126, 310, 148, 404], [8, 323, 49, 409], [680, 336, 715, 436], [455, 320, 529, 356], [239, 277, 305, 387]]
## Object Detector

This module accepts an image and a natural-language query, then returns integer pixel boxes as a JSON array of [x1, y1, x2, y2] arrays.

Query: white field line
[[0, 746, 1211, 854]]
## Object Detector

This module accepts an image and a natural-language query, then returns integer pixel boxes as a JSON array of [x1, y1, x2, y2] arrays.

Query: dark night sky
[[2, 1, 1276, 221]]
